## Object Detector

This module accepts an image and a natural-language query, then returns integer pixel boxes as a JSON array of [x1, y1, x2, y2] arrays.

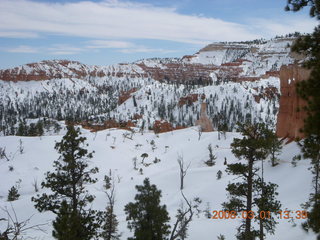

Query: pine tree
[[36, 120, 44, 136], [124, 178, 170, 240], [205, 144, 216, 166], [133, 95, 137, 108], [52, 201, 75, 240], [217, 234, 226, 240], [265, 130, 283, 167], [254, 178, 281, 240], [28, 123, 37, 136], [32, 125, 101, 240], [102, 206, 120, 240], [285, 1, 320, 237], [216, 170, 222, 180], [16, 122, 26, 136], [7, 186, 20, 201], [299, 135, 320, 237], [222, 123, 280, 240]]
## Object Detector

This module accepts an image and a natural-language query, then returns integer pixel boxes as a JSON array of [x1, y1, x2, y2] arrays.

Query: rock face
[[178, 94, 199, 107], [276, 64, 310, 139], [152, 120, 185, 134], [118, 88, 138, 105], [196, 102, 214, 132]]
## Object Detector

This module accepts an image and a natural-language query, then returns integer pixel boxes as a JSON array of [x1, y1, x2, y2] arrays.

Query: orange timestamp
[[211, 210, 308, 220]]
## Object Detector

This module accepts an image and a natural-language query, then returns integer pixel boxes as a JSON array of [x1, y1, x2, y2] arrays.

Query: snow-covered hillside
[[0, 127, 316, 240], [109, 76, 279, 131], [0, 37, 296, 136], [183, 38, 294, 77]]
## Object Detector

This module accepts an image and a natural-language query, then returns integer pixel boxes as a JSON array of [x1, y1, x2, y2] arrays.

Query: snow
[[183, 38, 294, 77], [0, 127, 316, 240]]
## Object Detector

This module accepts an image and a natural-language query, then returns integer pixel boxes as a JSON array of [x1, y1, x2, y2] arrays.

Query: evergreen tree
[[102, 206, 120, 240], [32, 125, 101, 240], [222, 123, 280, 240], [52, 200, 77, 240], [302, 195, 320, 236], [254, 179, 281, 240], [205, 144, 216, 166], [28, 123, 37, 136], [133, 95, 137, 108], [16, 122, 26, 136], [7, 186, 20, 201], [285, 1, 320, 237], [299, 135, 320, 237], [124, 178, 170, 240], [36, 120, 44, 136], [265, 130, 283, 167], [216, 170, 222, 180]]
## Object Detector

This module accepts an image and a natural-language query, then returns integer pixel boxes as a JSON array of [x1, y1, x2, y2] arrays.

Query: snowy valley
[[0, 35, 316, 240], [0, 127, 316, 240]]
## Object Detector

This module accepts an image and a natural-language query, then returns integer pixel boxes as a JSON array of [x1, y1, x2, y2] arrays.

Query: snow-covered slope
[[109, 76, 279, 131], [0, 37, 297, 136], [183, 38, 294, 77], [0, 127, 315, 240]]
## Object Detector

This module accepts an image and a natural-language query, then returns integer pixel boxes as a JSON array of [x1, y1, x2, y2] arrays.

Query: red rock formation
[[152, 120, 186, 134], [137, 62, 218, 84], [265, 71, 280, 77], [178, 94, 199, 107], [195, 102, 214, 132], [81, 119, 135, 132], [118, 88, 137, 105], [253, 87, 279, 103], [276, 64, 310, 139], [0, 60, 92, 81]]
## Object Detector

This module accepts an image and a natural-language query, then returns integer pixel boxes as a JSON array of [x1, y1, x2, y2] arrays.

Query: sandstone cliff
[[276, 64, 310, 139], [196, 102, 214, 132]]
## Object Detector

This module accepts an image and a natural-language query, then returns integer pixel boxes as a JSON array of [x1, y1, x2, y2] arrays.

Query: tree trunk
[[315, 153, 320, 204], [259, 218, 264, 240], [180, 174, 183, 190], [245, 157, 254, 240]]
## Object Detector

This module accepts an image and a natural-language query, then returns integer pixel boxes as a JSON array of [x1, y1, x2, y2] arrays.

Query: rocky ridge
[[0, 37, 303, 136]]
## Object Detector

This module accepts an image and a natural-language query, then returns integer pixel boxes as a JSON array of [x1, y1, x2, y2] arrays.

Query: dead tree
[[122, 131, 133, 142], [0, 147, 9, 161], [102, 171, 121, 240], [177, 155, 190, 190], [197, 126, 203, 141], [169, 192, 193, 240], [0, 205, 47, 240]]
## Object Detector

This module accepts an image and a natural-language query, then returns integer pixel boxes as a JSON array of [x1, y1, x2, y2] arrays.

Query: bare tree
[[197, 126, 203, 141], [0, 205, 47, 240], [132, 157, 138, 170], [0, 147, 9, 161], [32, 178, 39, 193], [101, 171, 121, 240], [177, 155, 190, 190], [122, 131, 133, 142], [169, 192, 201, 240], [18, 140, 24, 154]]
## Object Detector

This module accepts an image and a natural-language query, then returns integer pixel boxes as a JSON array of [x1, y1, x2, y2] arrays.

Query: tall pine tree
[[285, 1, 320, 237], [124, 178, 171, 240], [223, 123, 281, 240], [32, 125, 101, 240]]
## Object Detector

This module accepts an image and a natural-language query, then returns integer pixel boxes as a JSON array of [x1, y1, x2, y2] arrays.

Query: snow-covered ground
[[0, 127, 316, 240]]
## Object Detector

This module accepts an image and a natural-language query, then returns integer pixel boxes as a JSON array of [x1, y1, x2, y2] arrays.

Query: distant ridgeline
[[0, 36, 303, 136]]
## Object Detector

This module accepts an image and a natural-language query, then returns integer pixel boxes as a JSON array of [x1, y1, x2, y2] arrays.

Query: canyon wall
[[276, 64, 310, 139]]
